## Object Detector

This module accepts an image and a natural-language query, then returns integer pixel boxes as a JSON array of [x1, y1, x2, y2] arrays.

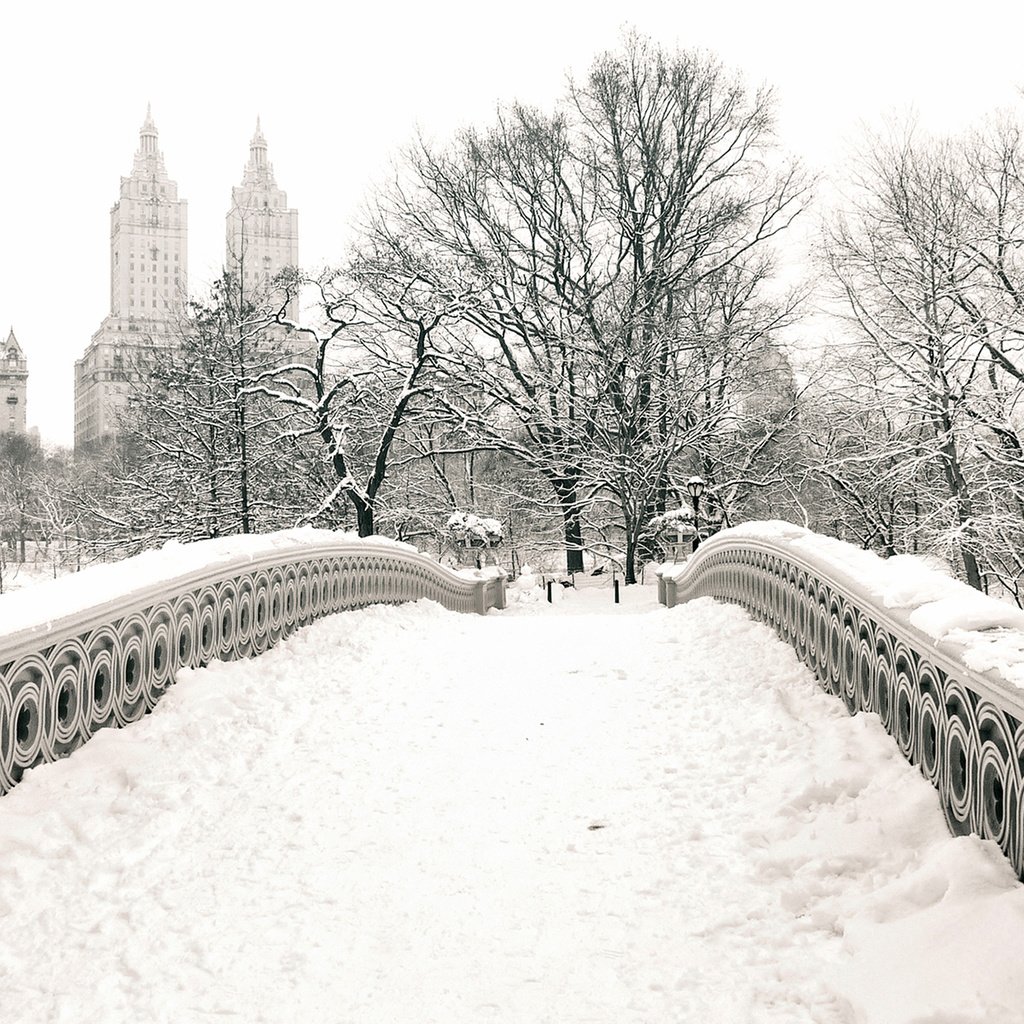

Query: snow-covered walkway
[[1, 585, 1023, 1023]]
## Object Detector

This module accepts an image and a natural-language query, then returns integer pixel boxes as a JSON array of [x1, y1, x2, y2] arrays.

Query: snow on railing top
[[0, 528, 419, 650], [660, 521, 1024, 694]]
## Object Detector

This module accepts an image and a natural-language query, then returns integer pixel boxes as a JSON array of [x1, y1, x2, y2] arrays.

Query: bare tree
[[74, 272, 323, 556], [823, 118, 1024, 598], [255, 265, 472, 537], [368, 32, 808, 576], [0, 433, 41, 567]]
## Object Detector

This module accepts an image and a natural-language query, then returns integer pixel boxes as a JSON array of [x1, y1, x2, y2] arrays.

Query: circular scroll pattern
[[975, 702, 1021, 865], [51, 651, 85, 753], [942, 689, 979, 838], [10, 657, 45, 772], [918, 687, 944, 786]]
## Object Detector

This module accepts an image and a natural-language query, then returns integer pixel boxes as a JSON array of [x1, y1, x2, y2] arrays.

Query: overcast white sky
[[4, 0, 1024, 446]]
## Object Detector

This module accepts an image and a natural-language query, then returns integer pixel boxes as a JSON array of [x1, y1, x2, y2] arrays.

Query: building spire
[[243, 116, 274, 185], [139, 102, 158, 156], [250, 116, 267, 168]]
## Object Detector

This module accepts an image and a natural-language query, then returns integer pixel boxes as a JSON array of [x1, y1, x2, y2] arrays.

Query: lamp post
[[686, 476, 705, 552]]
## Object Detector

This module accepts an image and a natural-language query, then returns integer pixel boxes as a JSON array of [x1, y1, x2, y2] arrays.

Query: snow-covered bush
[[447, 511, 504, 547], [648, 508, 695, 538]]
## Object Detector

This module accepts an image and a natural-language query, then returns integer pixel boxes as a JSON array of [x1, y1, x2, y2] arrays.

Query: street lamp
[[686, 476, 705, 552]]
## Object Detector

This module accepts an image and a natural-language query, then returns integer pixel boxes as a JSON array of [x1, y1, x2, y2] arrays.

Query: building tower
[[225, 118, 299, 321], [74, 106, 189, 449], [1, 329, 28, 435]]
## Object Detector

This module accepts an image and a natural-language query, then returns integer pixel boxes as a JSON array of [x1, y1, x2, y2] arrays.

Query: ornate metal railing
[[0, 533, 506, 795], [658, 529, 1024, 878]]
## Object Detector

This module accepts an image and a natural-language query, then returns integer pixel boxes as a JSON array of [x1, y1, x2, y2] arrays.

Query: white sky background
[[3, 0, 1024, 446]]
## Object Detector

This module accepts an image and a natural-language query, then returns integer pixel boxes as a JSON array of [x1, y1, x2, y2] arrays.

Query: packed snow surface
[[0, 583, 1022, 1022]]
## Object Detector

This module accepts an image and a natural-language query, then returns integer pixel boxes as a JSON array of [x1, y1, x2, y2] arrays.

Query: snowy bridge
[[0, 527, 1023, 1021]]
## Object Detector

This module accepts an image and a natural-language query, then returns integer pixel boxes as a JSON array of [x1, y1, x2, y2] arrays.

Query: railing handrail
[[663, 528, 1024, 719], [657, 521, 1024, 878], [0, 528, 506, 796], [0, 532, 480, 663]]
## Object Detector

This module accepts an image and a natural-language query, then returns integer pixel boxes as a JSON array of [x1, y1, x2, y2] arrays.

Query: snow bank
[[454, 565, 507, 582], [506, 564, 542, 606]]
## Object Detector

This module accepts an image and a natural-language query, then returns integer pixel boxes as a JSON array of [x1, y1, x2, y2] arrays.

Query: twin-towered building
[[73, 108, 300, 450]]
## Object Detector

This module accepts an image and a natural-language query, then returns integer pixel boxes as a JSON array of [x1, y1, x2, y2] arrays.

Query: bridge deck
[[0, 586, 1021, 1022]]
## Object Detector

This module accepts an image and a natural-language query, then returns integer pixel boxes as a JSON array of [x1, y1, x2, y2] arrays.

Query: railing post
[[492, 573, 507, 610]]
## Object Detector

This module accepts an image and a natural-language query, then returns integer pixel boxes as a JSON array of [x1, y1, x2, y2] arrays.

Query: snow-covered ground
[[0, 581, 1022, 1022], [0, 554, 63, 595]]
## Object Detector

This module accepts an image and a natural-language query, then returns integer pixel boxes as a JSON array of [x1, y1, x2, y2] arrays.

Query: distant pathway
[[0, 586, 1021, 1023]]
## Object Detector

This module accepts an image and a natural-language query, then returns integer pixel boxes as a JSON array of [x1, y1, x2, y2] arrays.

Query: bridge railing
[[0, 529, 506, 795], [658, 523, 1024, 878]]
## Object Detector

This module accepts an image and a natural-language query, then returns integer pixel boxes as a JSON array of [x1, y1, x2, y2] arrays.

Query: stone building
[[226, 119, 300, 322], [73, 111, 305, 450], [1, 328, 28, 434], [74, 106, 188, 449]]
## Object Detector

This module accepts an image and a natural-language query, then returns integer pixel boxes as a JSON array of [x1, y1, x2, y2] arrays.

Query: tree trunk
[[356, 499, 375, 537], [237, 394, 251, 534], [961, 546, 983, 593], [624, 534, 637, 585], [550, 474, 585, 574], [936, 411, 982, 592], [563, 505, 584, 574]]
